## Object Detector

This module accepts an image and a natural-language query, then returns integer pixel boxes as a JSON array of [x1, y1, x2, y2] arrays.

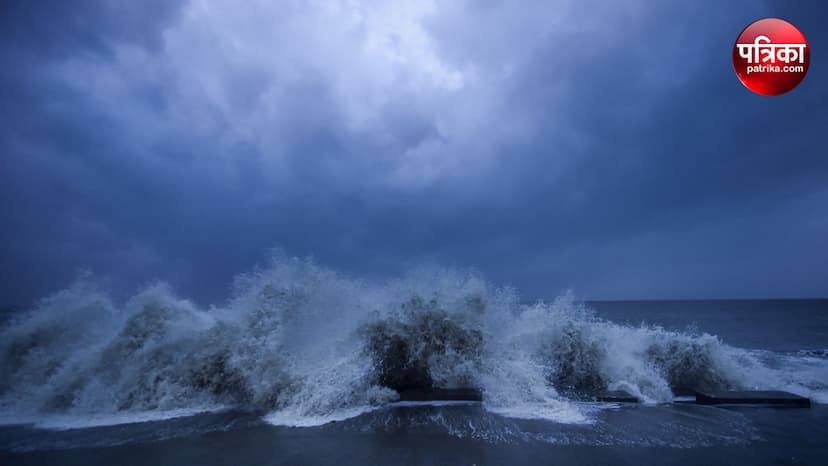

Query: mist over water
[[1, 253, 826, 429]]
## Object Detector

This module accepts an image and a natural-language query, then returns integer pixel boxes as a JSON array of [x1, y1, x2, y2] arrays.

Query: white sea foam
[[1, 253, 826, 429], [14, 408, 222, 430], [263, 405, 380, 427], [388, 400, 480, 408]]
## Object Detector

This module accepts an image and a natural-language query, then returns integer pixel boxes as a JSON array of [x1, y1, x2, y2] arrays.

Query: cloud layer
[[1, 0, 827, 305]]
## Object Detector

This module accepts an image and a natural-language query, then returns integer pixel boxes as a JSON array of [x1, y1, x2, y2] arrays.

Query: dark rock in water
[[695, 390, 811, 407], [397, 387, 482, 402], [596, 390, 638, 402]]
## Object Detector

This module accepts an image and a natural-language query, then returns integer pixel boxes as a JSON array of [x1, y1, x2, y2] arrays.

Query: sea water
[[0, 255, 826, 464]]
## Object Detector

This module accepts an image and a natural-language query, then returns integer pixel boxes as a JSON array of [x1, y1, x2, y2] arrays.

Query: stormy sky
[[1, 0, 826, 306]]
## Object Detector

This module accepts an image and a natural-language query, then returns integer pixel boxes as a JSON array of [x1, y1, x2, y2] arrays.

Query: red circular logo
[[732, 18, 810, 96]]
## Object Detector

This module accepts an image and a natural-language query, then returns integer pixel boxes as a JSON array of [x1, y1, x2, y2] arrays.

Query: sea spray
[[0, 253, 825, 427]]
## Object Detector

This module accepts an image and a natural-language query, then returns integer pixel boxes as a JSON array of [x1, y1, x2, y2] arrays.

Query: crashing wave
[[0, 254, 825, 427]]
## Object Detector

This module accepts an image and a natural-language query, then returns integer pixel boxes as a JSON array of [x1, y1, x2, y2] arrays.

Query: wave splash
[[0, 255, 825, 427]]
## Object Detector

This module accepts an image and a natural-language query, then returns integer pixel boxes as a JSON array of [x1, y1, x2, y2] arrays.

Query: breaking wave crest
[[1, 254, 825, 428]]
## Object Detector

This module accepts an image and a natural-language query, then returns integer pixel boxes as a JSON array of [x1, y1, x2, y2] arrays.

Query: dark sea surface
[[589, 299, 828, 352], [1, 295, 827, 465]]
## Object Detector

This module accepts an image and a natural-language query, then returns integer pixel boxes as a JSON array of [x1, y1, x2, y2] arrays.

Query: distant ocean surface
[[1, 259, 826, 465]]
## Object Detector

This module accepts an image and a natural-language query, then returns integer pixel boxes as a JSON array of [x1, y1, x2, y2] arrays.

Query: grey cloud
[[1, 0, 826, 306]]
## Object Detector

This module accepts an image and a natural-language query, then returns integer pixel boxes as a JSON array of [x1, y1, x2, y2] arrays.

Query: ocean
[[1, 259, 826, 465]]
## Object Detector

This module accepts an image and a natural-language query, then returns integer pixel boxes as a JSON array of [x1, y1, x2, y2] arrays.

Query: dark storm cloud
[[0, 0, 187, 302], [1, 0, 826, 306], [0, 0, 181, 58]]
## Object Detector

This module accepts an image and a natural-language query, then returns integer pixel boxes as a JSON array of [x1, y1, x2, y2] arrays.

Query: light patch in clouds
[[167, 0, 468, 125], [46, 0, 576, 189]]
